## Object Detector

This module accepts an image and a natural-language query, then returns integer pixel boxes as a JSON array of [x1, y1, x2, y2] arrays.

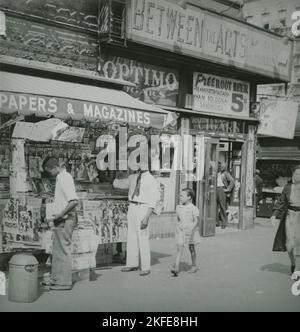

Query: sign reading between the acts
[[127, 0, 292, 81]]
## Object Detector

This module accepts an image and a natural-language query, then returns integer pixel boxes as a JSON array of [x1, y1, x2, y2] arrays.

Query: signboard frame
[[127, 0, 293, 81]]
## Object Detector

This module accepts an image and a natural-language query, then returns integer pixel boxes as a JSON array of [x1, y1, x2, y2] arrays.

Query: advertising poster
[[27, 197, 42, 237], [98, 54, 179, 107], [111, 201, 128, 243], [52, 126, 85, 143], [258, 99, 299, 139], [101, 201, 113, 244], [3, 198, 19, 235], [83, 200, 103, 236], [18, 206, 34, 237], [0, 143, 10, 177], [193, 72, 250, 118]]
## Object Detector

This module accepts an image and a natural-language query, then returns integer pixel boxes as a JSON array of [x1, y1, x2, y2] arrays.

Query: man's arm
[[140, 176, 160, 230], [225, 172, 235, 192], [140, 207, 154, 230], [54, 200, 78, 221]]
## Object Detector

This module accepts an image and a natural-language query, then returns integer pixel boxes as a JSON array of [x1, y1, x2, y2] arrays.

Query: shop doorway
[[196, 138, 245, 237]]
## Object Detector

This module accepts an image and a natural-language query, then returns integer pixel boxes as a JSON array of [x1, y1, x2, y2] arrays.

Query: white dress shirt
[[128, 171, 160, 209], [54, 169, 78, 213], [217, 172, 224, 187]]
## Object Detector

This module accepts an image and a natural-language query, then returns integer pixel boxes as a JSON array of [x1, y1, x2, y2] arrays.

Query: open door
[[201, 138, 219, 237]]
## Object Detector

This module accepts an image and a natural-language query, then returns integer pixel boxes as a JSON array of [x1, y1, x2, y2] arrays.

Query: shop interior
[[192, 138, 245, 235], [218, 140, 243, 226]]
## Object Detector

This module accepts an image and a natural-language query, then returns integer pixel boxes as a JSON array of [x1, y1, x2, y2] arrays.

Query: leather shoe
[[139, 270, 151, 276], [42, 281, 55, 287], [121, 267, 139, 272], [291, 265, 295, 274], [171, 269, 179, 277]]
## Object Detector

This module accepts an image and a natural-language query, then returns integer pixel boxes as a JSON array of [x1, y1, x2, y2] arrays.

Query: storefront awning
[[0, 72, 177, 129], [163, 105, 260, 123]]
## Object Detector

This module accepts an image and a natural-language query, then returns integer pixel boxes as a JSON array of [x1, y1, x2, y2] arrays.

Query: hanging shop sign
[[193, 73, 250, 118], [0, 91, 169, 128], [257, 99, 299, 139], [127, 0, 292, 81], [190, 117, 247, 139], [98, 54, 179, 107]]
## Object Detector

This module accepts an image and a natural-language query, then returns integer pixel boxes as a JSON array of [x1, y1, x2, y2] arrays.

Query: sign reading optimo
[[97, 54, 179, 107], [0, 91, 169, 128], [127, 0, 292, 81], [193, 73, 250, 118]]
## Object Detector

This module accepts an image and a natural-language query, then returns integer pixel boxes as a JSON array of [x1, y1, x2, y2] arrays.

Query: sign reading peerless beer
[[193, 73, 250, 118]]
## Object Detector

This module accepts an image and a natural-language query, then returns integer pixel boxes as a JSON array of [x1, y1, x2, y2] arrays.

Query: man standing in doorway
[[255, 169, 263, 209], [43, 157, 78, 290], [216, 162, 235, 229], [122, 162, 160, 276]]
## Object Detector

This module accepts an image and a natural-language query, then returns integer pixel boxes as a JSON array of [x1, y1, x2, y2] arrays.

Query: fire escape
[[98, 0, 127, 47]]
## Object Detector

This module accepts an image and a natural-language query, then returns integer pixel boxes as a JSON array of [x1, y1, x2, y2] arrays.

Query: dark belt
[[288, 206, 300, 212]]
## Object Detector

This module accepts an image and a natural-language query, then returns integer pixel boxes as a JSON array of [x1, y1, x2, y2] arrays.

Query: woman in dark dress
[[271, 165, 300, 280]]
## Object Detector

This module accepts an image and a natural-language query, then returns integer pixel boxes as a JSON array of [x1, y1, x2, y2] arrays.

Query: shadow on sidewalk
[[151, 251, 172, 266], [261, 263, 290, 276]]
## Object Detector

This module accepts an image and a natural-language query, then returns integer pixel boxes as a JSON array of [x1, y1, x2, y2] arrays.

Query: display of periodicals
[[82, 199, 128, 244]]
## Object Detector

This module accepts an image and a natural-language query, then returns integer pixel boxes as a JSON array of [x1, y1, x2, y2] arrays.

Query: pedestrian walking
[[272, 165, 300, 280], [121, 163, 160, 276], [43, 157, 78, 290], [216, 162, 235, 228], [171, 188, 201, 277]]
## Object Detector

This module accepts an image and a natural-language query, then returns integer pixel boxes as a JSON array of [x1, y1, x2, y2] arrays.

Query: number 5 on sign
[[231, 93, 244, 113]]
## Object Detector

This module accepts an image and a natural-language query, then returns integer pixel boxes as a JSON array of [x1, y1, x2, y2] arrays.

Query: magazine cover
[[83, 200, 102, 235], [2, 198, 19, 235], [111, 201, 128, 243]]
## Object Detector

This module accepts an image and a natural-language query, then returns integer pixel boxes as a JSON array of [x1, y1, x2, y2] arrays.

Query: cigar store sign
[[127, 0, 292, 81], [193, 73, 250, 118], [98, 54, 179, 107], [0, 91, 168, 128]]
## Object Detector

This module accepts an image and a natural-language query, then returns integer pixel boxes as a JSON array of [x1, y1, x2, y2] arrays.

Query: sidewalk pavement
[[0, 218, 299, 312]]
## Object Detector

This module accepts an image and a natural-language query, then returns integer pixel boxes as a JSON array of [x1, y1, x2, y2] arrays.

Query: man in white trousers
[[122, 164, 160, 276]]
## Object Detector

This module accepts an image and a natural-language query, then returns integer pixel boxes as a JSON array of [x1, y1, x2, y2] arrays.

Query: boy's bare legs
[[288, 250, 296, 274], [188, 244, 199, 273], [171, 245, 184, 276]]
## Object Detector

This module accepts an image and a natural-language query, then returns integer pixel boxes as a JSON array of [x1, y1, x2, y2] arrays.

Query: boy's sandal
[[188, 267, 199, 273]]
